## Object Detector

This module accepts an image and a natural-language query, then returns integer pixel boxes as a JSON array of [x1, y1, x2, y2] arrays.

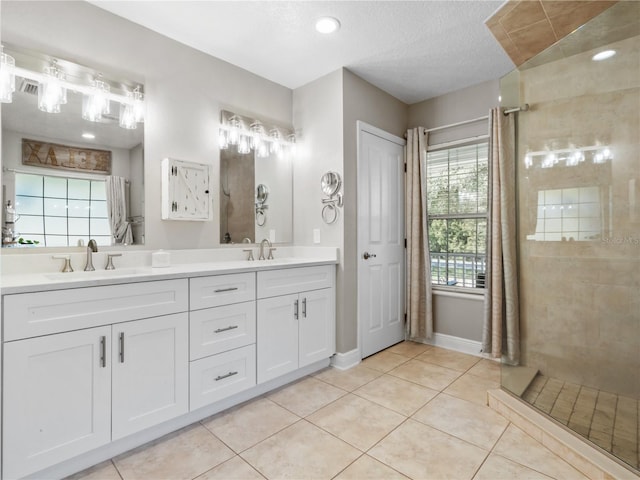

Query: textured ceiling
[[88, 0, 515, 104]]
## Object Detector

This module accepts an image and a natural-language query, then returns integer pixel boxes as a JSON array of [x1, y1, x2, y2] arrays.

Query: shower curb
[[487, 389, 639, 480]]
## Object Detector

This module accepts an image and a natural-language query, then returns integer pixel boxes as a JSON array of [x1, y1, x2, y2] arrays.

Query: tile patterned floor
[[523, 374, 640, 471], [70, 343, 590, 480]]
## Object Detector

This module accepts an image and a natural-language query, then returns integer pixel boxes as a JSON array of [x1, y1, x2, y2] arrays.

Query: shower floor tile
[[523, 374, 639, 471]]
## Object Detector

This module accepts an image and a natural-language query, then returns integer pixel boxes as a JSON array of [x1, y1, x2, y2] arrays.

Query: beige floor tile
[[387, 340, 432, 358], [369, 419, 488, 480], [66, 461, 122, 480], [412, 393, 508, 450], [307, 393, 405, 451], [334, 455, 409, 480], [113, 424, 234, 480], [467, 359, 501, 382], [201, 397, 299, 453], [388, 358, 461, 391], [313, 364, 382, 392], [354, 374, 438, 416], [240, 420, 360, 480], [443, 372, 500, 406], [473, 454, 553, 480], [195, 456, 265, 480], [362, 350, 411, 372], [493, 425, 589, 480], [416, 347, 481, 372], [267, 376, 346, 417]]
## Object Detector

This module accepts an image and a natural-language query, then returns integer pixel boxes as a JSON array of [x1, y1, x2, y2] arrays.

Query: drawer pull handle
[[100, 336, 106, 368], [214, 325, 239, 333], [215, 371, 238, 381], [214, 287, 239, 293], [294, 299, 299, 320], [302, 298, 307, 318], [119, 332, 125, 363]]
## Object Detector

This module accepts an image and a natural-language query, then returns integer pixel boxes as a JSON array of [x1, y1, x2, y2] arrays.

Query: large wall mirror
[[1, 44, 145, 247], [219, 110, 293, 244]]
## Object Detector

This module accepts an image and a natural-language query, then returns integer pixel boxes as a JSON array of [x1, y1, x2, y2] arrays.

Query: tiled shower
[[501, 2, 640, 472]]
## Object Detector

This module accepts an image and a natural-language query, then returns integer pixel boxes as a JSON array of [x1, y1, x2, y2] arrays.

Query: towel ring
[[322, 203, 338, 224]]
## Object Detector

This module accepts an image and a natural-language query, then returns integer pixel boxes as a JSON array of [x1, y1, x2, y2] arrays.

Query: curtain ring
[[322, 203, 338, 224], [256, 210, 266, 226]]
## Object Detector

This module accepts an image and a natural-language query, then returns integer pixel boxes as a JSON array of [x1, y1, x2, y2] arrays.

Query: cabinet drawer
[[190, 273, 256, 310], [3, 279, 189, 341], [190, 301, 256, 360], [257, 265, 334, 299], [190, 344, 256, 411]]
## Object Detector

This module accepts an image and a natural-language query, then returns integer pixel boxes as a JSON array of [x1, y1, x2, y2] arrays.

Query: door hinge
[[404, 238, 407, 248], [404, 163, 407, 173], [404, 313, 407, 324]]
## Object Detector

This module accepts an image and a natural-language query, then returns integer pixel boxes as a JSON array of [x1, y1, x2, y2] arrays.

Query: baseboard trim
[[423, 332, 483, 357], [330, 348, 361, 370]]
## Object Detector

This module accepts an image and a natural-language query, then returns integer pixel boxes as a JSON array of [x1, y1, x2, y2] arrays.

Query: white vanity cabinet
[[256, 266, 335, 384], [2, 279, 189, 479], [189, 273, 257, 410]]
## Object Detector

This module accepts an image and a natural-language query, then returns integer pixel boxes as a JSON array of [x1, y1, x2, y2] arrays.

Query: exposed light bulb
[[218, 128, 228, 150], [82, 77, 110, 122], [238, 134, 251, 154], [524, 155, 532, 169], [38, 62, 67, 113]]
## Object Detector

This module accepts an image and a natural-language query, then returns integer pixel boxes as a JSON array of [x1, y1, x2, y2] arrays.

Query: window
[[426, 142, 488, 288], [14, 173, 112, 247]]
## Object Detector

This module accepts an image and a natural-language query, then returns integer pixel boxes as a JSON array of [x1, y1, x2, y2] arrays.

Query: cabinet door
[[112, 313, 189, 440], [257, 294, 298, 384], [299, 288, 336, 368], [162, 158, 212, 221], [3, 327, 112, 479]]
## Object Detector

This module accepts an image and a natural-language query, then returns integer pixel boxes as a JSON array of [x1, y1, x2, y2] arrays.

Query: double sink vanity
[[0, 248, 337, 479]]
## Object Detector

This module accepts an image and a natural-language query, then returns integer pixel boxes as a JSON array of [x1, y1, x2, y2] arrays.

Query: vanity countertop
[[0, 257, 337, 295]]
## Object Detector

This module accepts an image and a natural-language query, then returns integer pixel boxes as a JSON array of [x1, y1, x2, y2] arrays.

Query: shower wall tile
[[516, 34, 640, 397]]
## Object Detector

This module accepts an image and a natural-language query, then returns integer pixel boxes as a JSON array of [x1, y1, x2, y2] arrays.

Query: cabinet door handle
[[119, 332, 125, 363], [294, 299, 299, 320], [214, 287, 239, 293], [302, 298, 307, 318], [215, 371, 238, 381], [214, 325, 238, 333], [100, 336, 106, 368]]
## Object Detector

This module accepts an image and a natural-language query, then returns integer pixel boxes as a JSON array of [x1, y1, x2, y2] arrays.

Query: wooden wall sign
[[21, 138, 112, 174]]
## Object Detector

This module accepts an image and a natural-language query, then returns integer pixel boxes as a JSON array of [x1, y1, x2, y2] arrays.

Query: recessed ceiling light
[[316, 17, 340, 34], [592, 50, 616, 61], [82, 133, 95, 139]]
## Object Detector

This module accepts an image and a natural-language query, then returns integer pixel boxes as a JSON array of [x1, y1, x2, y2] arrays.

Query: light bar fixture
[[524, 145, 613, 169], [219, 110, 296, 159]]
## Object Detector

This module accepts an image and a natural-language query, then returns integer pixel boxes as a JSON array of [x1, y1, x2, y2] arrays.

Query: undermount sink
[[44, 267, 147, 281]]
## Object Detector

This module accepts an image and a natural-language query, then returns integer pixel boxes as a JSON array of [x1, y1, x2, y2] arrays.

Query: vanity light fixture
[[218, 110, 296, 158], [315, 16, 340, 34], [38, 61, 67, 113], [82, 76, 110, 122], [2, 46, 145, 129], [524, 145, 612, 169], [0, 46, 16, 103], [592, 50, 616, 61]]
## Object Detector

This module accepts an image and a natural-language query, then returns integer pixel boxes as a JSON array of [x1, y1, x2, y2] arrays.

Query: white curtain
[[405, 127, 433, 340], [482, 107, 520, 363], [105, 176, 133, 245]]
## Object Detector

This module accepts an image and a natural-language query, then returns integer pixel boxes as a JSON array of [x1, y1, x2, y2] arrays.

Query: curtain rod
[[2, 167, 126, 183], [424, 115, 489, 134]]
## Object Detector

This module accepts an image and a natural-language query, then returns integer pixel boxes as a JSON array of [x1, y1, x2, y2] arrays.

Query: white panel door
[[299, 288, 335, 368], [112, 313, 189, 440], [3, 327, 112, 479], [256, 294, 298, 383], [358, 124, 406, 358]]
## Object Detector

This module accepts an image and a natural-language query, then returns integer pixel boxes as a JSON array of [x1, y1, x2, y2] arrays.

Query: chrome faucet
[[84, 239, 98, 271], [258, 238, 272, 260]]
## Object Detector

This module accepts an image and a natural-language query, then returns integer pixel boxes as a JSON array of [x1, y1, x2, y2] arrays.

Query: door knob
[[363, 252, 377, 260]]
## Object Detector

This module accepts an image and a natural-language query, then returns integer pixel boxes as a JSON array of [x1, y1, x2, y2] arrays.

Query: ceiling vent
[[18, 78, 39, 96]]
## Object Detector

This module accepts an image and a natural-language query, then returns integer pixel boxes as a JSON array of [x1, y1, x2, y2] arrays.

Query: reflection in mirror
[[1, 45, 144, 247], [321, 171, 341, 197], [220, 149, 292, 244]]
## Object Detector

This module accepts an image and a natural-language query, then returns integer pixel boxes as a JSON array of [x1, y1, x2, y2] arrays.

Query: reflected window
[[15, 173, 111, 246], [426, 142, 488, 288], [528, 186, 603, 241]]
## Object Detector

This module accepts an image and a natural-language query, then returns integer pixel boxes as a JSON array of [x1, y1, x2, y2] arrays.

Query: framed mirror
[[321, 171, 342, 197], [1, 45, 145, 247], [220, 149, 292, 244]]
